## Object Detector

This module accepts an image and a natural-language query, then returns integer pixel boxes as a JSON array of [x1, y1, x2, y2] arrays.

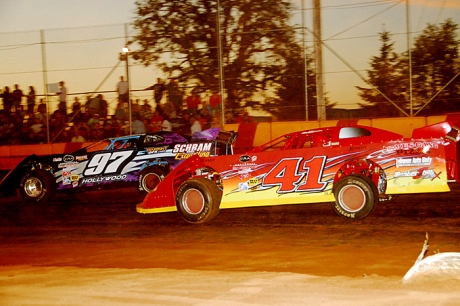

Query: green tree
[[131, 0, 313, 119], [409, 19, 460, 115], [356, 31, 407, 117]]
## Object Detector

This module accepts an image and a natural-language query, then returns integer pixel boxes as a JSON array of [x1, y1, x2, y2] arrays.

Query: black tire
[[138, 167, 166, 194], [19, 169, 56, 203], [331, 175, 377, 220], [176, 178, 222, 224]]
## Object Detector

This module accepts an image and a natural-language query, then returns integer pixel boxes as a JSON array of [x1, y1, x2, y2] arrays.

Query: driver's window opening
[[339, 127, 371, 139]]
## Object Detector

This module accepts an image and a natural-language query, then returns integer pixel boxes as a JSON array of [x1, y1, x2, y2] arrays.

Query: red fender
[[136, 155, 203, 213], [332, 158, 386, 195]]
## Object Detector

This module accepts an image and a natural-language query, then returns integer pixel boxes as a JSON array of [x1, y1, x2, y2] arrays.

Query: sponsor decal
[[232, 163, 257, 179], [175, 152, 210, 159], [238, 183, 249, 191], [239, 155, 251, 163], [58, 162, 79, 168], [172, 142, 212, 153], [53, 157, 62, 162], [248, 178, 260, 186], [70, 175, 79, 181], [384, 141, 438, 153], [349, 145, 366, 151], [172, 143, 212, 159], [62, 171, 72, 177], [394, 168, 441, 180], [76, 155, 88, 161], [62, 178, 71, 185], [80, 174, 128, 184], [63, 155, 74, 162], [396, 157, 432, 168], [146, 146, 168, 154], [238, 177, 261, 190]]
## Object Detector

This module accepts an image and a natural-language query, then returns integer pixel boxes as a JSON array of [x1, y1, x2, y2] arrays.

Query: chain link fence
[[1, 2, 457, 145]]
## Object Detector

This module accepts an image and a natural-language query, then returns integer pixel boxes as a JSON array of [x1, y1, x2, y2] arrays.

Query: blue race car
[[0, 128, 237, 203]]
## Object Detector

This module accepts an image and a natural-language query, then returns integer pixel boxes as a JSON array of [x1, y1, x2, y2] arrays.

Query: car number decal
[[84, 151, 134, 176], [261, 156, 328, 193]]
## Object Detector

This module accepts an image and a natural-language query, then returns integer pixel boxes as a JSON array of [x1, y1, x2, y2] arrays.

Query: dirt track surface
[[1, 186, 460, 305]]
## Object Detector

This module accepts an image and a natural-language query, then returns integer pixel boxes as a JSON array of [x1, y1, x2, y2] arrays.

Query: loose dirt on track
[[1, 186, 460, 305]]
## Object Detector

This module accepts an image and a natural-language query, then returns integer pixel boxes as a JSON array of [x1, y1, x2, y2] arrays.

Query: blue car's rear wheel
[[138, 167, 166, 194], [19, 169, 56, 203]]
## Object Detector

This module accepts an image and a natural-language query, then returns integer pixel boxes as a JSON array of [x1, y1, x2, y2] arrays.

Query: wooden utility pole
[[313, 0, 326, 120]]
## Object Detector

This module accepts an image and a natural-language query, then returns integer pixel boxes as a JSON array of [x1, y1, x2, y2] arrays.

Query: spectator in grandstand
[[1, 86, 13, 115], [26, 86, 36, 114], [131, 99, 141, 120], [19, 125, 36, 144], [0, 112, 13, 143], [87, 113, 101, 131], [12, 84, 23, 114], [140, 100, 153, 121], [175, 111, 191, 135], [30, 117, 43, 134], [71, 126, 87, 143], [117, 76, 129, 103], [190, 114, 202, 135], [161, 113, 172, 132], [114, 98, 126, 123], [225, 111, 235, 124], [150, 108, 164, 132], [49, 111, 66, 136], [87, 122, 103, 141], [200, 107, 213, 130], [56, 81, 67, 116], [69, 97, 85, 124], [54, 127, 71, 143], [208, 89, 221, 115], [26, 110, 37, 126], [99, 94, 108, 120], [85, 95, 100, 117], [36, 99, 47, 124], [146, 78, 166, 106], [132, 113, 146, 134], [36, 125, 48, 144], [185, 89, 201, 115], [102, 120, 118, 138], [166, 78, 183, 112], [161, 99, 176, 119]]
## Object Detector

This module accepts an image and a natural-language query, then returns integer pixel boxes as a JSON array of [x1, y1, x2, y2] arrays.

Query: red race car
[[136, 121, 460, 223]]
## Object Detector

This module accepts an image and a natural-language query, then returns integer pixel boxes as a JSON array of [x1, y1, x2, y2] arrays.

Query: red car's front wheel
[[176, 178, 222, 224]]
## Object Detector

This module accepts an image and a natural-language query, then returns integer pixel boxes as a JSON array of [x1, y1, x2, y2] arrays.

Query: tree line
[[130, 0, 459, 120]]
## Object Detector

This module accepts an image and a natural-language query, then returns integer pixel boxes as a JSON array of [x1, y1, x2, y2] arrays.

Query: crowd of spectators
[[0, 78, 255, 146]]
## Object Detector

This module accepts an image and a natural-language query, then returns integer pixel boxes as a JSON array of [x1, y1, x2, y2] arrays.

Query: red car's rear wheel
[[332, 175, 377, 220]]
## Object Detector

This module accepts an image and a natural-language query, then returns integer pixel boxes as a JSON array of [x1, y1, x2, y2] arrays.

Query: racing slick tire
[[19, 169, 56, 203], [332, 175, 378, 220], [176, 178, 222, 224], [138, 167, 166, 194]]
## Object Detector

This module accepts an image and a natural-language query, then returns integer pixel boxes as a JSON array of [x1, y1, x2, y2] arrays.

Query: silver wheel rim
[[338, 185, 366, 212], [182, 188, 205, 215], [142, 173, 162, 192], [24, 177, 43, 198]]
